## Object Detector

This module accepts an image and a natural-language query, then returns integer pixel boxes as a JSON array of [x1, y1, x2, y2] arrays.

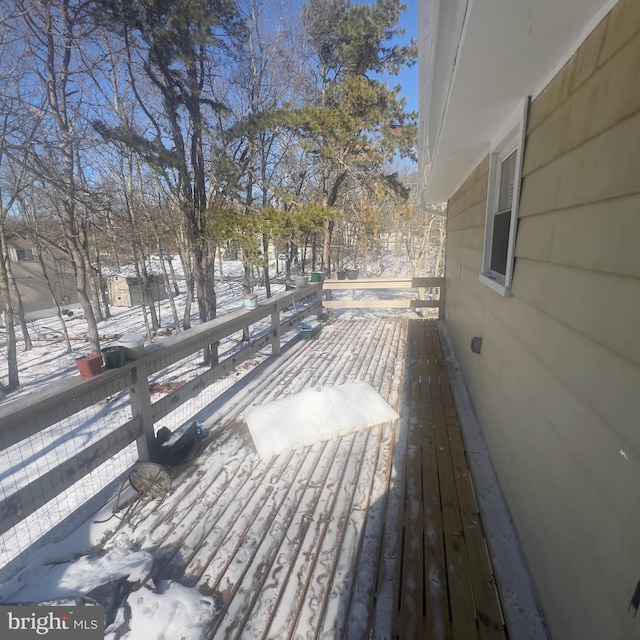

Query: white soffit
[[420, 0, 618, 204]]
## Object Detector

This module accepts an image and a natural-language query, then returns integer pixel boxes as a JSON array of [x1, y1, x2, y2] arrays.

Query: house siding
[[6, 236, 76, 314], [444, 2, 640, 638]]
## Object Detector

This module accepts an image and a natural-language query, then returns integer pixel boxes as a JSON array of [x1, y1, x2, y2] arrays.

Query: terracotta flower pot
[[74, 353, 103, 378]]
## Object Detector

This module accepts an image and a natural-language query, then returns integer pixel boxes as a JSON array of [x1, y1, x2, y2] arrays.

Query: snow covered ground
[[1, 260, 269, 402]]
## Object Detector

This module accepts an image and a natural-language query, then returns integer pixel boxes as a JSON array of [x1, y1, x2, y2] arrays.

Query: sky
[[395, 0, 419, 113], [370, 0, 419, 114]]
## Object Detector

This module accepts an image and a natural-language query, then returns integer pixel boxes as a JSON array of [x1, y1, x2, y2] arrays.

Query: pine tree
[[296, 0, 417, 271]]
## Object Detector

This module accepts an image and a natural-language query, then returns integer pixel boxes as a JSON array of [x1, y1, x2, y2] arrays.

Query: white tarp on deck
[[244, 382, 399, 458]]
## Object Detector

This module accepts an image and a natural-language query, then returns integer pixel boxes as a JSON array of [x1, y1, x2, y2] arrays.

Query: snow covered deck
[[101, 317, 507, 639]]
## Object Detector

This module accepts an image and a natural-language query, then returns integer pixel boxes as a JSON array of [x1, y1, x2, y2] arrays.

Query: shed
[[106, 273, 168, 308]]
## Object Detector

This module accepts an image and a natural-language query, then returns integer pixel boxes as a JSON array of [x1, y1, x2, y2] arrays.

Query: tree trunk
[[91, 223, 111, 320], [68, 241, 101, 353], [26, 0, 101, 353], [322, 218, 334, 273], [8, 269, 32, 351], [34, 243, 72, 353], [0, 232, 20, 390], [262, 233, 271, 298], [179, 246, 194, 331], [154, 239, 180, 332], [60, 208, 100, 353]]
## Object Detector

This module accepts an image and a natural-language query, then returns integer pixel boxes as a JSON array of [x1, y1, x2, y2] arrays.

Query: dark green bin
[[101, 345, 126, 368]]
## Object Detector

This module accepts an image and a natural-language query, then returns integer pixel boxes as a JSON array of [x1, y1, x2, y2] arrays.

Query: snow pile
[[244, 381, 399, 458], [0, 545, 220, 639], [0, 547, 152, 604], [110, 581, 221, 640]]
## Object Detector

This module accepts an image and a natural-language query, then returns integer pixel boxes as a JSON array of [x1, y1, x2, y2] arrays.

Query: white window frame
[[480, 97, 529, 296], [10, 247, 38, 263]]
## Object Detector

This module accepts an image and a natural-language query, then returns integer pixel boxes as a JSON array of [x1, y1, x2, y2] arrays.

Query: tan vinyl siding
[[444, 1, 640, 638]]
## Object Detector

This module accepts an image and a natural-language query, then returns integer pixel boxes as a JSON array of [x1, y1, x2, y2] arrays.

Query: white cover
[[244, 382, 399, 458]]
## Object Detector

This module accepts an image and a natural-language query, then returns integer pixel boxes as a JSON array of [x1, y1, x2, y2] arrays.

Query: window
[[13, 248, 38, 262], [480, 98, 529, 296]]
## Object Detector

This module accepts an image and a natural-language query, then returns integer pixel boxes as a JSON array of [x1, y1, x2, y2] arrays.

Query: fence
[[323, 277, 445, 318], [0, 284, 322, 580]]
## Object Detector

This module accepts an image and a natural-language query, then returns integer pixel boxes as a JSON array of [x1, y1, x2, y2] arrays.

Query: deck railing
[[0, 284, 322, 579], [323, 276, 445, 318], [0, 276, 444, 580]]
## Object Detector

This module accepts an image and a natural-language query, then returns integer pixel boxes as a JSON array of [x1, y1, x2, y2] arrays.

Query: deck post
[[128, 362, 155, 461], [323, 285, 333, 318], [271, 299, 281, 355]]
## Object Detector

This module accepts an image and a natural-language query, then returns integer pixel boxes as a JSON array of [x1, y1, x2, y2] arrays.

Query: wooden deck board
[[100, 318, 509, 639], [393, 320, 507, 640], [422, 322, 450, 639]]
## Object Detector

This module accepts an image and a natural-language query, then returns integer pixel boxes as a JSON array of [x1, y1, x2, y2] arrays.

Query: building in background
[[6, 233, 76, 318], [106, 273, 167, 308]]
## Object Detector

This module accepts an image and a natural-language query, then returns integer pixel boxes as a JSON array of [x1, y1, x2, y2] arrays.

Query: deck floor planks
[[271, 430, 366, 639], [299, 321, 404, 638], [371, 320, 423, 638], [173, 450, 295, 585], [396, 353, 427, 638], [317, 320, 406, 638], [390, 320, 509, 640], [345, 322, 405, 639], [429, 322, 506, 640], [208, 440, 341, 638], [98, 317, 510, 639], [276, 319, 401, 638], [206, 318, 397, 638], [424, 323, 479, 640], [421, 336, 452, 640]]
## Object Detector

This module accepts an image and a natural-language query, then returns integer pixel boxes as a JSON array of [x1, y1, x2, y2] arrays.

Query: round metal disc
[[129, 462, 171, 497]]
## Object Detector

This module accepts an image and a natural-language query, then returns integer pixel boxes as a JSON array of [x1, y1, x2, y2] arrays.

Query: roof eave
[[418, 0, 620, 207]]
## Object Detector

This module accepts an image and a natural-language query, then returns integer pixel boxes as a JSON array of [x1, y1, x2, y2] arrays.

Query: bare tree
[[13, 0, 102, 353], [0, 15, 40, 392], [18, 187, 73, 353], [94, 0, 244, 362], [217, 0, 307, 296]]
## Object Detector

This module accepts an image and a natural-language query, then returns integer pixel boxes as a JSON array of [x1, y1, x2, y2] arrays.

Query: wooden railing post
[[324, 285, 333, 318], [271, 299, 282, 355], [128, 362, 155, 461]]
